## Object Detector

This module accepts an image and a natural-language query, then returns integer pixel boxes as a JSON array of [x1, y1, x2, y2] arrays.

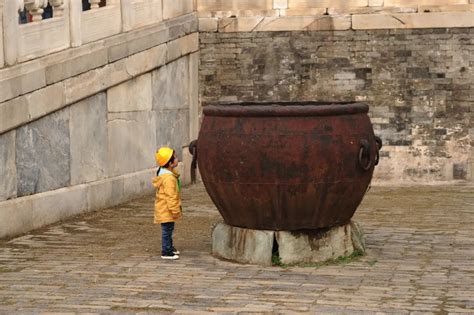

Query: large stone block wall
[[199, 29, 473, 183], [0, 14, 199, 239]]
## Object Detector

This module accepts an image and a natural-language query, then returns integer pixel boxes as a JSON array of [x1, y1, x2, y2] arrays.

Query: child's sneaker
[[161, 253, 179, 260], [172, 247, 180, 255]]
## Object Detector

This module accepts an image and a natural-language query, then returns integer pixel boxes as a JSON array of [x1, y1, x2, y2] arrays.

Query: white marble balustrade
[[1, 0, 195, 67], [3, 0, 70, 65], [22, 0, 65, 22]]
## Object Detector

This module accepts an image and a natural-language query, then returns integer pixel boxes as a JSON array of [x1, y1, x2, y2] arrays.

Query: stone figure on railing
[[82, 0, 107, 11], [18, 0, 64, 22], [89, 0, 101, 9]]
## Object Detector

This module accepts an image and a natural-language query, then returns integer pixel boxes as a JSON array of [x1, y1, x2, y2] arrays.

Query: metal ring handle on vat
[[358, 139, 372, 171]]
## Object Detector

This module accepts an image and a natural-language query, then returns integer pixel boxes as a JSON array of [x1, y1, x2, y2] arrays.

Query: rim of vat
[[203, 101, 368, 117]]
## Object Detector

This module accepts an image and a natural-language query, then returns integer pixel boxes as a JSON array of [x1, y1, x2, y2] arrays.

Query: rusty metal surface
[[203, 102, 369, 117], [197, 102, 378, 231]]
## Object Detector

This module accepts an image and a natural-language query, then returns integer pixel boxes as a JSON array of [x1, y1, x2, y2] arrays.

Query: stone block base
[[212, 221, 365, 266]]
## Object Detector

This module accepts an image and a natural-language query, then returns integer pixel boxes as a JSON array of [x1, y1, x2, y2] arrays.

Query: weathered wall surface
[[197, 0, 474, 32], [199, 29, 473, 183], [0, 13, 199, 239]]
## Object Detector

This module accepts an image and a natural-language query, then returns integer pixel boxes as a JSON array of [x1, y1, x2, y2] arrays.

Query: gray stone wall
[[0, 50, 199, 239], [0, 55, 194, 201], [0, 30, 199, 238], [0, 12, 200, 239], [199, 29, 474, 182]]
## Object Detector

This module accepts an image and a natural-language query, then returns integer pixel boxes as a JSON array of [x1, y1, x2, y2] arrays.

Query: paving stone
[[0, 184, 473, 313]]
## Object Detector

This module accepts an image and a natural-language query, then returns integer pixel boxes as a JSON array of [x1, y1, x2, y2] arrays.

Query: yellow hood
[[152, 168, 180, 189]]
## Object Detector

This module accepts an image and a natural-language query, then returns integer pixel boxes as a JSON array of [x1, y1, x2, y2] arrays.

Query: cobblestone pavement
[[0, 183, 473, 314]]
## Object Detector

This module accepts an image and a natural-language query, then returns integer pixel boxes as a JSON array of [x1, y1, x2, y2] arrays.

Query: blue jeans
[[161, 222, 175, 255]]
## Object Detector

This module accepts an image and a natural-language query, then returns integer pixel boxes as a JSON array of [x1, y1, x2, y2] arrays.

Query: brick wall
[[199, 29, 473, 182]]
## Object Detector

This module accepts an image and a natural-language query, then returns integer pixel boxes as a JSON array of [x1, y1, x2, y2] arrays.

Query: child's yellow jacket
[[152, 168, 182, 224]]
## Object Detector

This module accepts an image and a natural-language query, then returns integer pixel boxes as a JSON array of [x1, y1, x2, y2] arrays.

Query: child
[[153, 147, 182, 260]]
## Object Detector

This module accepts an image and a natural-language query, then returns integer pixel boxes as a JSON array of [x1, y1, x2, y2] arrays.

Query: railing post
[[49, 0, 65, 17], [69, 0, 82, 47], [4, 0, 23, 65], [24, 0, 48, 22], [121, 0, 133, 32], [89, 0, 101, 9]]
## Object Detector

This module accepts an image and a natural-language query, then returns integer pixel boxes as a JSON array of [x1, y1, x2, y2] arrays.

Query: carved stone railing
[[3, 0, 70, 65], [1, 0, 194, 67], [89, 0, 102, 9], [50, 0, 65, 17], [18, 0, 65, 23], [24, 0, 49, 21]]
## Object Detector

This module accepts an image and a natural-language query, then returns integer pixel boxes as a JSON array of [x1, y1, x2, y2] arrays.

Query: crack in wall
[[391, 15, 406, 25]]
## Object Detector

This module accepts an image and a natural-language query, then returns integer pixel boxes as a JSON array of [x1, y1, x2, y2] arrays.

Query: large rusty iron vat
[[193, 101, 381, 231]]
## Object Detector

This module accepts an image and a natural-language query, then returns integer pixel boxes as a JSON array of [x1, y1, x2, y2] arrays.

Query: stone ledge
[[197, 0, 274, 12], [197, 9, 280, 18], [0, 168, 156, 239], [196, 0, 472, 11], [0, 61, 46, 105], [352, 11, 474, 29], [288, 0, 370, 8], [199, 18, 219, 33], [418, 4, 474, 12], [196, 4, 474, 17], [201, 15, 352, 32], [384, 0, 469, 6], [199, 11, 474, 33], [0, 83, 66, 136], [281, 8, 328, 16], [327, 6, 418, 14], [0, 13, 198, 105], [0, 32, 199, 135], [212, 221, 365, 266]]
